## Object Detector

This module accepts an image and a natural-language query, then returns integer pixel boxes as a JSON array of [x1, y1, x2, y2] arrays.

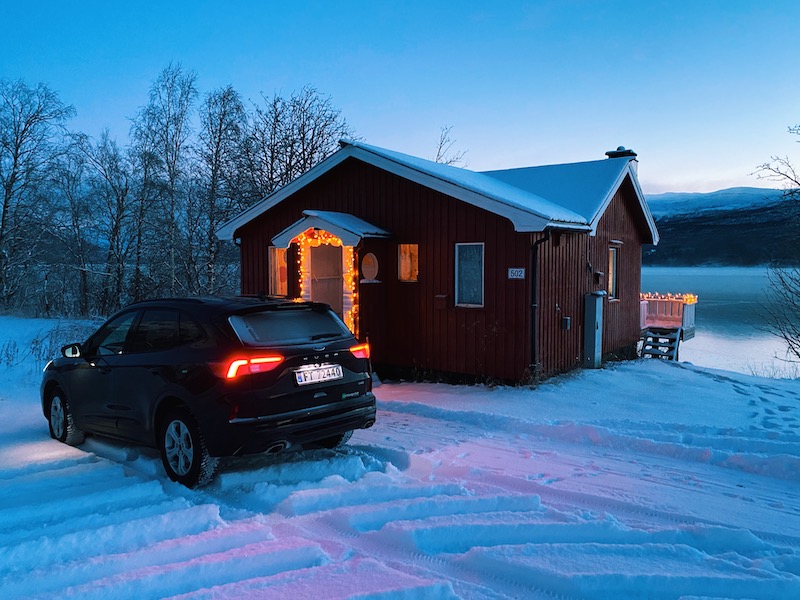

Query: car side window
[[128, 309, 180, 353], [179, 313, 206, 345], [87, 312, 138, 356]]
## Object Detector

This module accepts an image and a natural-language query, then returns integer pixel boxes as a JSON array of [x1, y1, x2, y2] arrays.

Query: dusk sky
[[3, 0, 799, 193]]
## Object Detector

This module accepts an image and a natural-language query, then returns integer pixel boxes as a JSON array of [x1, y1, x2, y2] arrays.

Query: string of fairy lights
[[292, 228, 359, 334]]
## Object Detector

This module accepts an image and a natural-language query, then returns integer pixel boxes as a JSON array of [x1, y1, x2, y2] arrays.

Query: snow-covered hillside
[[646, 187, 785, 218], [1, 317, 799, 599]]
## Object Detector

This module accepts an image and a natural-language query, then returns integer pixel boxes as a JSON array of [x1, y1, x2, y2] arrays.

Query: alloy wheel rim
[[51, 397, 65, 438], [164, 420, 194, 476]]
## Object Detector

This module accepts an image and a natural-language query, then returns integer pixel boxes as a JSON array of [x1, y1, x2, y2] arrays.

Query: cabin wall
[[590, 178, 647, 356], [237, 160, 651, 380], [535, 231, 592, 376], [237, 158, 533, 381]]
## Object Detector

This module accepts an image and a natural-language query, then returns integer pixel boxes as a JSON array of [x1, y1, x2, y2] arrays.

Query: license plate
[[295, 364, 343, 386]]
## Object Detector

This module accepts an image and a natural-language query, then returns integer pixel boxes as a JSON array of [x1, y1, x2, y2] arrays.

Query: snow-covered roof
[[217, 139, 658, 243], [272, 210, 391, 247], [482, 158, 656, 241]]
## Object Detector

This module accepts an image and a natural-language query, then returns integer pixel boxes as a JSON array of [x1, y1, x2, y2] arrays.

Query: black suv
[[41, 296, 376, 487]]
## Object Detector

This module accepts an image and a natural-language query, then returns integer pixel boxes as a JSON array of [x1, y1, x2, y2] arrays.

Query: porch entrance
[[310, 243, 343, 317], [270, 210, 392, 336]]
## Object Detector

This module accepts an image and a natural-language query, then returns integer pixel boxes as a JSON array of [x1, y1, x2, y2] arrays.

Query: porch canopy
[[271, 210, 391, 247]]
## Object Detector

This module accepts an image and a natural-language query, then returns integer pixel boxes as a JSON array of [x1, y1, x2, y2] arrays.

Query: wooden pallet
[[641, 327, 682, 361]]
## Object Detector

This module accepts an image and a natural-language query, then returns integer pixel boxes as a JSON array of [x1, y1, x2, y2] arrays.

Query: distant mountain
[[643, 187, 799, 266], [647, 187, 786, 218]]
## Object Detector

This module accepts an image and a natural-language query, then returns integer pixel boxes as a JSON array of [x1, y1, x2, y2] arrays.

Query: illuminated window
[[608, 246, 619, 299], [269, 246, 288, 296], [455, 243, 484, 307], [398, 244, 419, 282]]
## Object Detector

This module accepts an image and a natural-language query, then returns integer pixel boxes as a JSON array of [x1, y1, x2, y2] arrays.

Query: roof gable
[[482, 158, 658, 243], [217, 139, 658, 244]]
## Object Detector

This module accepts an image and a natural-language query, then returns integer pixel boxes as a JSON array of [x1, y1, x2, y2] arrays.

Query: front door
[[310, 244, 343, 317]]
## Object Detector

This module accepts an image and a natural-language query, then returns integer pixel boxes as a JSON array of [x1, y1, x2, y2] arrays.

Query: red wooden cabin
[[217, 141, 659, 382]]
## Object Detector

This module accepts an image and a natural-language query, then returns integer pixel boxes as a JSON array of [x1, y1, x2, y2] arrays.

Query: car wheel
[[315, 430, 353, 450], [48, 390, 84, 446], [159, 409, 218, 488]]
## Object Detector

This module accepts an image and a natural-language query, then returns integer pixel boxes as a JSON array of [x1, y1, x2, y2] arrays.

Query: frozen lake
[[641, 266, 798, 378]]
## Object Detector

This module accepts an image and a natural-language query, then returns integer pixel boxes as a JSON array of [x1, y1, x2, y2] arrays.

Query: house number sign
[[508, 268, 525, 279]]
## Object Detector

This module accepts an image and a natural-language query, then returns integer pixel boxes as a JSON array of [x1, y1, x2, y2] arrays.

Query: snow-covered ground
[[1, 316, 799, 599]]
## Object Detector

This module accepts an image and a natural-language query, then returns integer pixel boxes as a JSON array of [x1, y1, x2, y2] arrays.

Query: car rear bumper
[[204, 392, 377, 457]]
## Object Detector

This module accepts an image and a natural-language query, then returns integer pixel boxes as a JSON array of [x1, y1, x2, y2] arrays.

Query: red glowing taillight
[[349, 343, 370, 360], [225, 355, 284, 379]]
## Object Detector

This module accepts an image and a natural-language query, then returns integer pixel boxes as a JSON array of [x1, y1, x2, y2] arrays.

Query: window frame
[[398, 243, 419, 283], [608, 245, 620, 300], [455, 242, 485, 308], [268, 246, 289, 297]]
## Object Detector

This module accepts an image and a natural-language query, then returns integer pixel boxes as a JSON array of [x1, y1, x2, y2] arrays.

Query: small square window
[[269, 246, 288, 296], [455, 243, 484, 307], [398, 244, 419, 282]]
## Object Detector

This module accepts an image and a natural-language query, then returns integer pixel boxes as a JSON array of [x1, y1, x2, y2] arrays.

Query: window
[[85, 311, 138, 356], [269, 246, 288, 296], [229, 306, 350, 346], [608, 246, 619, 299], [455, 243, 484, 307], [179, 313, 206, 345], [398, 244, 419, 282], [128, 310, 180, 352]]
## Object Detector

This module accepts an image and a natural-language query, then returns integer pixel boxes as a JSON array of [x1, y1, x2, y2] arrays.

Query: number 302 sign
[[507, 268, 526, 280]]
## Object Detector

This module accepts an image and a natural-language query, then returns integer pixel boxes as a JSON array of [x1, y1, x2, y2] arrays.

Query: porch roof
[[271, 210, 391, 247]]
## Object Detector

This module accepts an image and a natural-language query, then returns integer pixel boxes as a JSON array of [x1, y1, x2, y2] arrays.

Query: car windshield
[[228, 307, 351, 346]]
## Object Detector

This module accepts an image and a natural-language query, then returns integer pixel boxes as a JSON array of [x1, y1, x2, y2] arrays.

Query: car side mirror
[[61, 343, 83, 358]]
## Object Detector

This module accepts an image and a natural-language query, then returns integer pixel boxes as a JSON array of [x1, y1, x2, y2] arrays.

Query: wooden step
[[641, 327, 682, 360]]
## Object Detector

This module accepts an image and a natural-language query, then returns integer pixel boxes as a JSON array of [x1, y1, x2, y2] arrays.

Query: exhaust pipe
[[266, 441, 287, 454], [362, 419, 375, 429]]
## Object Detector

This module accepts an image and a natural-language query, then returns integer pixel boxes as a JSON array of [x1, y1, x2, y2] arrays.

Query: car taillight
[[225, 355, 284, 379], [349, 343, 370, 360]]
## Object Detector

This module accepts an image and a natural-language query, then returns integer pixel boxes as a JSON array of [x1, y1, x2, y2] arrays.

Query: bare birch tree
[[757, 123, 800, 362], [78, 131, 133, 313], [134, 64, 197, 296], [244, 86, 354, 202], [50, 145, 93, 315], [433, 125, 468, 166], [0, 79, 74, 309], [193, 85, 247, 293]]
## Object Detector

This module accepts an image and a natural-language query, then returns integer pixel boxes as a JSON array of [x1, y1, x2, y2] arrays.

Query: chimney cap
[[605, 146, 637, 159]]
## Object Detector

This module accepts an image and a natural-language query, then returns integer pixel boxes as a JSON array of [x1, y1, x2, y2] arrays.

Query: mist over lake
[[641, 266, 797, 378]]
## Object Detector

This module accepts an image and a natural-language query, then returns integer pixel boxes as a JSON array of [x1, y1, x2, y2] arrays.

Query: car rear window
[[228, 307, 351, 346]]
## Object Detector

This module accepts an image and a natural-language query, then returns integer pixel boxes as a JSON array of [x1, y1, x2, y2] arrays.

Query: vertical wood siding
[[238, 158, 532, 381], [237, 159, 650, 380], [590, 178, 648, 355]]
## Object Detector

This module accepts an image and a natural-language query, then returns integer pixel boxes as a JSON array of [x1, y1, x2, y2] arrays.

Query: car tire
[[158, 409, 218, 488], [48, 390, 84, 446], [315, 430, 353, 450]]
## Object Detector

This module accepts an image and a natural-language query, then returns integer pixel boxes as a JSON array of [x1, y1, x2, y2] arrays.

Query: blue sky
[[3, 0, 799, 193]]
